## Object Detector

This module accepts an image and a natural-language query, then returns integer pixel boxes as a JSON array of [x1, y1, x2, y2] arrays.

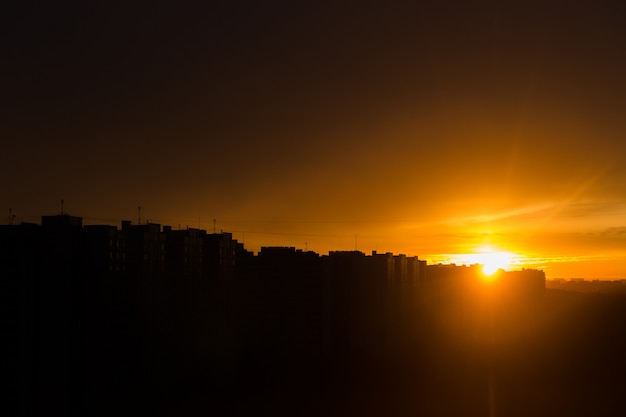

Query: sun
[[470, 247, 514, 277]]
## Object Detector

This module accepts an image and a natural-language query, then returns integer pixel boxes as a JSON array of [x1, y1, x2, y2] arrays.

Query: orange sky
[[3, 1, 626, 279]]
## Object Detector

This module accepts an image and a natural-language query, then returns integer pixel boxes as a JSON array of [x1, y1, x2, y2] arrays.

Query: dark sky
[[3, 1, 626, 276]]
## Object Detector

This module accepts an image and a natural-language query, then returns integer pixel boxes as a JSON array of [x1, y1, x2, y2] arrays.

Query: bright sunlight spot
[[453, 246, 517, 278], [431, 246, 521, 280], [474, 248, 514, 276]]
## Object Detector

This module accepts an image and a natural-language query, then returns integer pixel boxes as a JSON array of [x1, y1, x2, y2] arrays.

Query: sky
[[3, 1, 626, 279]]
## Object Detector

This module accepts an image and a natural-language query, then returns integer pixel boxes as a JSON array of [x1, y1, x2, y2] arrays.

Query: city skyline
[[3, 210, 560, 417], [6, 208, 624, 281]]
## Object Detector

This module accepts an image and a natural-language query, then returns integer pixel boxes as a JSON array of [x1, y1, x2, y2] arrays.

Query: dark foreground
[[6, 284, 626, 416]]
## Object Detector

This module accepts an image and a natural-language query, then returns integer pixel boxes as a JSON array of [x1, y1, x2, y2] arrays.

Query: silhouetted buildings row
[[546, 278, 626, 295], [1, 214, 546, 293], [2, 215, 251, 416], [2, 214, 546, 416]]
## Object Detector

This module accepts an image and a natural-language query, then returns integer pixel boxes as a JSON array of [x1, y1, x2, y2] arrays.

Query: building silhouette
[[2, 213, 547, 416]]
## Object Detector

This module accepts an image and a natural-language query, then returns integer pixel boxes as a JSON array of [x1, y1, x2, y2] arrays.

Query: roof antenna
[[9, 208, 15, 225], [213, 218, 216, 234], [138, 206, 141, 225], [61, 199, 64, 215]]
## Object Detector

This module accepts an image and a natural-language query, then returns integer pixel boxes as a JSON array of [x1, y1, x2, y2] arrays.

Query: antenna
[[61, 199, 64, 215], [213, 218, 216, 234], [305, 241, 308, 251], [138, 206, 141, 225], [354, 234, 358, 251], [9, 208, 14, 225]]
